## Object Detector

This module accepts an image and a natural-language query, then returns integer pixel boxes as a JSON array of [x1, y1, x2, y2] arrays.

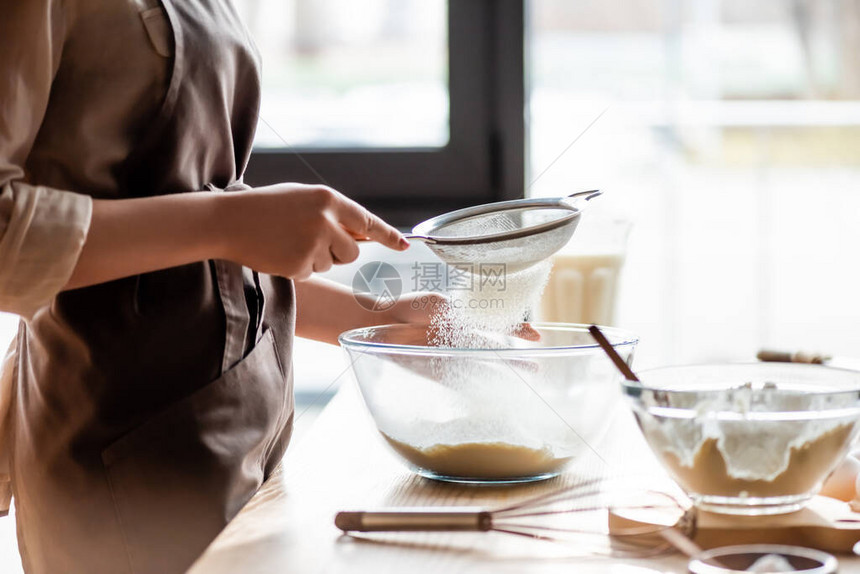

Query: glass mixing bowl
[[339, 323, 638, 483], [625, 363, 860, 515]]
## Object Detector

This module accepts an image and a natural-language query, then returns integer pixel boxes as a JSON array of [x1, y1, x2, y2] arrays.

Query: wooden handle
[[757, 349, 831, 364], [589, 325, 639, 382], [335, 509, 492, 532]]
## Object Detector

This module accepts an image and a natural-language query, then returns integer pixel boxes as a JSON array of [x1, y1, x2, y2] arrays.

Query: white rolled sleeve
[[0, 184, 92, 320]]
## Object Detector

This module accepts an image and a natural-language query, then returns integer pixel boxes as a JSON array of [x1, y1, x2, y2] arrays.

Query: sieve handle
[[563, 189, 602, 205], [352, 234, 435, 244], [335, 509, 492, 532], [402, 234, 436, 244]]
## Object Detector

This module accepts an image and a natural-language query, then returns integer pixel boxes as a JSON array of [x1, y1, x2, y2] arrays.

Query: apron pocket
[[101, 329, 292, 574], [140, 6, 174, 58]]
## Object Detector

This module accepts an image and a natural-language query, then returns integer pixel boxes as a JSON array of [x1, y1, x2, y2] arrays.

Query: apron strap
[[213, 259, 250, 372], [207, 181, 257, 371], [251, 269, 266, 344]]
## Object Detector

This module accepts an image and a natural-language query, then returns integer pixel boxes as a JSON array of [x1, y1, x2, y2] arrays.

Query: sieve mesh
[[430, 207, 574, 239]]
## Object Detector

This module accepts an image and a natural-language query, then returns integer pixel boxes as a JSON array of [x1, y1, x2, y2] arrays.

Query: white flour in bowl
[[636, 384, 859, 498]]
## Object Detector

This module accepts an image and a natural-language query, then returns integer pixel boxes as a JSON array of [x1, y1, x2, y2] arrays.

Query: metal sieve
[[406, 190, 602, 271]]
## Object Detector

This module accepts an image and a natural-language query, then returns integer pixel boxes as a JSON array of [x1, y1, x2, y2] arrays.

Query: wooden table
[[189, 382, 860, 574]]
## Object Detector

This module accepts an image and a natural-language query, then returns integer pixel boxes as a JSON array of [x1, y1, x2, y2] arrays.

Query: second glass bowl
[[625, 363, 860, 515]]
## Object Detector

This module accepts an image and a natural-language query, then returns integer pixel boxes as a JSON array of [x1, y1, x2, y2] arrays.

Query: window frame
[[243, 0, 525, 227]]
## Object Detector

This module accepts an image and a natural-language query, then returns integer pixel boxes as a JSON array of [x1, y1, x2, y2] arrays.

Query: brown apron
[[8, 1, 295, 573]]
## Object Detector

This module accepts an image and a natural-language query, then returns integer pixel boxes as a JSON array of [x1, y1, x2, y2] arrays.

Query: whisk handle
[[335, 509, 492, 532]]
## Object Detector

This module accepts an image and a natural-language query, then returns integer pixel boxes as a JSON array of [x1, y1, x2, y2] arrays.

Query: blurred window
[[529, 0, 860, 365], [235, 0, 449, 149], [235, 0, 525, 227]]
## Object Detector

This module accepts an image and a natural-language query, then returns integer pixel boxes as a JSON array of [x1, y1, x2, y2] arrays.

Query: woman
[[0, 1, 426, 572]]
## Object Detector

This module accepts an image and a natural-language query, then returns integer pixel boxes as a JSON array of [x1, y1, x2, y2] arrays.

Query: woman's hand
[[218, 184, 408, 280], [294, 280, 542, 345], [67, 183, 407, 290], [385, 291, 447, 325]]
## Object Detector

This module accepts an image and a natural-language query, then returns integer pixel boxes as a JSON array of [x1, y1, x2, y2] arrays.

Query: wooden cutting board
[[609, 496, 860, 553]]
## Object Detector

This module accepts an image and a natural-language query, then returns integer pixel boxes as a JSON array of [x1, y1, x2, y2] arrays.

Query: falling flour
[[376, 258, 567, 480], [430, 259, 553, 348]]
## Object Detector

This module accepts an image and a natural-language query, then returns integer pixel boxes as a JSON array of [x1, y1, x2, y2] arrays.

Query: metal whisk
[[335, 478, 698, 558]]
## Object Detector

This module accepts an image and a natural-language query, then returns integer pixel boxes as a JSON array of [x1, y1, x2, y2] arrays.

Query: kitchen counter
[[189, 382, 860, 574]]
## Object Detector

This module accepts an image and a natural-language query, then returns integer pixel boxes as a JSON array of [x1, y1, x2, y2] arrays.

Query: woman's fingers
[[294, 266, 314, 281], [312, 251, 334, 274], [329, 225, 360, 265], [240, 183, 407, 280], [331, 194, 407, 251], [512, 323, 542, 341], [311, 222, 360, 274]]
